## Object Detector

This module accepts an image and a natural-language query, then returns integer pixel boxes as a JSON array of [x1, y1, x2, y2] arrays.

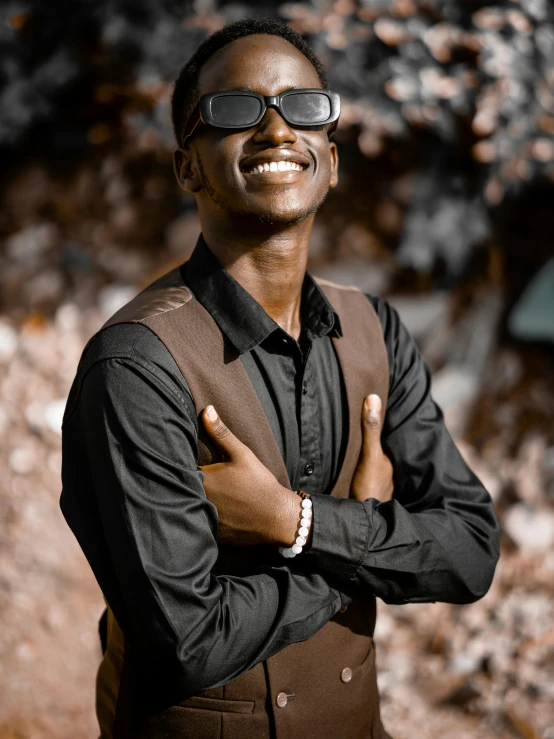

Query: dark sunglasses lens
[[281, 93, 331, 124], [210, 95, 262, 126]]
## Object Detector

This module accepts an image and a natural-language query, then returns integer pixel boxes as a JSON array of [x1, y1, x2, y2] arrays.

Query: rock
[[0, 405, 8, 434], [513, 435, 548, 505], [316, 257, 392, 295], [23, 269, 64, 309], [431, 366, 479, 436], [98, 284, 138, 319], [54, 303, 80, 333], [447, 652, 481, 676], [43, 399, 67, 435], [0, 320, 18, 363], [9, 448, 36, 475], [97, 245, 149, 282], [5, 223, 59, 264], [503, 504, 554, 554], [387, 292, 450, 342]]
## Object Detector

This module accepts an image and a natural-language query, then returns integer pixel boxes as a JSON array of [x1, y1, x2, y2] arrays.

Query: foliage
[[0, 0, 552, 279]]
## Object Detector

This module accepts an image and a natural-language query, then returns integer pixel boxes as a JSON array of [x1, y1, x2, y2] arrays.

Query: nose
[[252, 106, 297, 146]]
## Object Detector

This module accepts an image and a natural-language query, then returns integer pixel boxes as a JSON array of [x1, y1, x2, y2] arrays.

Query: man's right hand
[[349, 394, 394, 503]]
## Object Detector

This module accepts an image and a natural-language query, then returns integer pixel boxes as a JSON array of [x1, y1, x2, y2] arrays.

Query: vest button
[[302, 382, 308, 395], [276, 692, 288, 708], [340, 667, 353, 683], [304, 462, 314, 475], [339, 604, 349, 613]]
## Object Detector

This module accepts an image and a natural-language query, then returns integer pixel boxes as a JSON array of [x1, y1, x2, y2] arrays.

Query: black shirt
[[60, 234, 500, 696]]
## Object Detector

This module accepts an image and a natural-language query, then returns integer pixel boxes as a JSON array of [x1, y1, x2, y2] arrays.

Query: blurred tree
[[0, 0, 552, 293]]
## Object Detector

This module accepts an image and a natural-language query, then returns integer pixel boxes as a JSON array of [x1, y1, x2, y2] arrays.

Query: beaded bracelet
[[279, 489, 313, 559]]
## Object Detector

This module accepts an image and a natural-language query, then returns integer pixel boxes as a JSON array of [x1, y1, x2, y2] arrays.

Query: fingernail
[[206, 405, 218, 422], [368, 394, 381, 421]]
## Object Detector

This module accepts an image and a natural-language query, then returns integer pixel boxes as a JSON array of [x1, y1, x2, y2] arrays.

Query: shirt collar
[[180, 234, 342, 355]]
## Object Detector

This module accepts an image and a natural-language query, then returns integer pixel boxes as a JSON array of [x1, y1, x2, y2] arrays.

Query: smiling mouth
[[244, 160, 307, 175]]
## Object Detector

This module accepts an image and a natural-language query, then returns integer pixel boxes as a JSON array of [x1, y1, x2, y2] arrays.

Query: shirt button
[[302, 382, 308, 395], [276, 692, 288, 708], [340, 667, 353, 683], [304, 462, 314, 476]]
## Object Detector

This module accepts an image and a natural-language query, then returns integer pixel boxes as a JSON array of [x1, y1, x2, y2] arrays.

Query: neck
[[200, 216, 315, 340]]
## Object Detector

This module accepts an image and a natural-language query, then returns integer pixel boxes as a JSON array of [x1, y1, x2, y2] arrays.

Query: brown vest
[[89, 262, 390, 739]]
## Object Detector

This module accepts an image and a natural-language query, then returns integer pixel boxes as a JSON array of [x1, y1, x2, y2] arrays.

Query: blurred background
[[0, 0, 553, 737]]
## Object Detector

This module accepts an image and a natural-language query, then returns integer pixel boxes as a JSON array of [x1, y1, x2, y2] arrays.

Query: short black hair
[[171, 17, 328, 148]]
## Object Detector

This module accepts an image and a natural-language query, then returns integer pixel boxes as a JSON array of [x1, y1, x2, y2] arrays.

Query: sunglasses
[[182, 89, 341, 145]]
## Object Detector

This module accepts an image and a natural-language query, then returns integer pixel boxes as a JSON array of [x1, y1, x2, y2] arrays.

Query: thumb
[[202, 405, 243, 459], [361, 394, 383, 456]]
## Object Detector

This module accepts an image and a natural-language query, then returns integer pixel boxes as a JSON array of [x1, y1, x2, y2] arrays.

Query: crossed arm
[[64, 299, 499, 695], [199, 299, 500, 606]]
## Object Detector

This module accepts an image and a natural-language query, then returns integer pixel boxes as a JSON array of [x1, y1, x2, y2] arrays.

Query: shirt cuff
[[304, 493, 369, 581]]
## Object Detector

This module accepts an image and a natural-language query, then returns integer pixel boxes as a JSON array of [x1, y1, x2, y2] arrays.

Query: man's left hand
[[199, 405, 301, 547]]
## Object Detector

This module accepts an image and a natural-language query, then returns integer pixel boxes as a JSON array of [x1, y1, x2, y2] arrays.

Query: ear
[[328, 140, 339, 190], [173, 147, 202, 194]]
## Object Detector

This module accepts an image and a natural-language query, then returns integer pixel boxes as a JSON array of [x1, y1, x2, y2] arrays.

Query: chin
[[253, 208, 314, 226], [239, 192, 328, 227]]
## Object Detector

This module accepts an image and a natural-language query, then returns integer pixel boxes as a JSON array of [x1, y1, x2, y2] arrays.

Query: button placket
[[298, 348, 321, 489]]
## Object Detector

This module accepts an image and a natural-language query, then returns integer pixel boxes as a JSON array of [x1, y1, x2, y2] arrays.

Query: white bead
[[301, 499, 312, 509], [298, 526, 309, 538], [295, 535, 307, 546], [285, 548, 295, 558], [292, 544, 302, 554], [301, 517, 311, 528], [302, 507, 312, 518]]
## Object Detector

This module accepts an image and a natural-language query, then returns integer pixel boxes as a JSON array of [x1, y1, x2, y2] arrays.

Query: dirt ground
[[1, 293, 553, 739]]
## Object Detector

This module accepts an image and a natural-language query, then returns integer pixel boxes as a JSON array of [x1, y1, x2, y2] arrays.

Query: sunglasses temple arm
[[328, 119, 339, 139], [182, 115, 203, 147]]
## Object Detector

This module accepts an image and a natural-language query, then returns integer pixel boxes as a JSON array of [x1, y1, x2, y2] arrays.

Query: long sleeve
[[303, 296, 500, 605], [60, 324, 346, 698]]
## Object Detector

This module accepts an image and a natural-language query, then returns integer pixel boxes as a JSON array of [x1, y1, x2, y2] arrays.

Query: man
[[60, 17, 500, 739]]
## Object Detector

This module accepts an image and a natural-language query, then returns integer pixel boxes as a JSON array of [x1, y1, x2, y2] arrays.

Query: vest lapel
[[144, 290, 292, 490], [318, 279, 390, 500]]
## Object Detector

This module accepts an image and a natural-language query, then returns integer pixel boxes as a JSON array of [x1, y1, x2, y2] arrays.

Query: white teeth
[[247, 161, 304, 174]]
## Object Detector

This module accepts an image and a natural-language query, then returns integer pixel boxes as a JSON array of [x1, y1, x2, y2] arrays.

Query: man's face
[[174, 34, 339, 227]]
